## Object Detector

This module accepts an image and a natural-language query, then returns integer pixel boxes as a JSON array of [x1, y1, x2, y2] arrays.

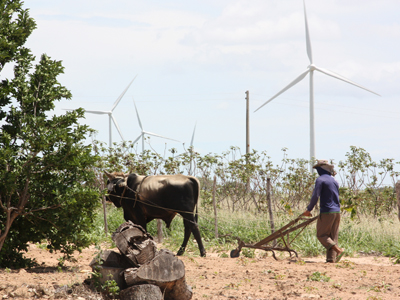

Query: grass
[[88, 204, 400, 260]]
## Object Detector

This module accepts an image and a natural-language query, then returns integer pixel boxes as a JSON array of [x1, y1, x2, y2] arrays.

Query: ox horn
[[118, 178, 127, 187], [104, 171, 115, 180]]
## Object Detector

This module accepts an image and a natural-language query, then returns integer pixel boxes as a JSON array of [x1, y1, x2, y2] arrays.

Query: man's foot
[[335, 248, 345, 263]]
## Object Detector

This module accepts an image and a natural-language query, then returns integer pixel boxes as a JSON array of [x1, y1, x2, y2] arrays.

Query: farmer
[[303, 159, 345, 263]]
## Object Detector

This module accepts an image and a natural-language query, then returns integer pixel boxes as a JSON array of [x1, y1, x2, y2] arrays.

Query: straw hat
[[313, 159, 335, 174]]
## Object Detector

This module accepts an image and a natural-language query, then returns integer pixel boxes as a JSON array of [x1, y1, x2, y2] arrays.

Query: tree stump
[[112, 221, 157, 267], [119, 284, 162, 300], [124, 249, 192, 300]]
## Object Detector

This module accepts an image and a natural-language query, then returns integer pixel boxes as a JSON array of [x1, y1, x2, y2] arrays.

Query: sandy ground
[[1, 243, 400, 300]]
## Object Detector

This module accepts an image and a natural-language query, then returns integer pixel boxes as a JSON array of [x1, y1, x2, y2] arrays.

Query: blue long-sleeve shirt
[[307, 167, 340, 213]]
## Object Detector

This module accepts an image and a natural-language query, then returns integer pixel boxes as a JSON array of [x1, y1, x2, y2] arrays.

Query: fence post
[[157, 219, 163, 243], [100, 178, 108, 236], [396, 181, 400, 222], [102, 196, 108, 236], [212, 175, 218, 239], [267, 178, 275, 245]]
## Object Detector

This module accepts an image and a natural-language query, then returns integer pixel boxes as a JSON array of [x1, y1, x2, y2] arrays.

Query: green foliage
[[0, 0, 36, 72], [390, 249, 400, 264], [96, 143, 317, 214], [90, 247, 120, 299], [96, 141, 399, 219], [86, 203, 123, 245], [0, 1, 100, 268], [337, 146, 399, 217], [292, 229, 321, 257], [101, 275, 120, 299], [242, 248, 255, 258], [307, 271, 330, 282]]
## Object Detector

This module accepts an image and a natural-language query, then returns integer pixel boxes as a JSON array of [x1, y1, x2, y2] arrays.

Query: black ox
[[105, 171, 206, 257]]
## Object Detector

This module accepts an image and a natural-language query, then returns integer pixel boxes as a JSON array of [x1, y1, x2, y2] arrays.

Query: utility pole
[[245, 90, 250, 155], [245, 90, 250, 192]]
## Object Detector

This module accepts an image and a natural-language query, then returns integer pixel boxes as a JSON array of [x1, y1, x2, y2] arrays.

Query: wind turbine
[[188, 123, 196, 175], [132, 99, 180, 152], [190, 123, 196, 149], [175, 123, 197, 174], [254, 0, 380, 172], [64, 76, 137, 147]]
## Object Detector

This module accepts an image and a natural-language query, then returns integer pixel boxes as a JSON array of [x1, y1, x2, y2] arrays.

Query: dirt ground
[[1, 243, 400, 300]]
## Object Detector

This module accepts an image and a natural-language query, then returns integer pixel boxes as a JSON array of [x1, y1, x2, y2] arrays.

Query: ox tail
[[189, 176, 201, 224]]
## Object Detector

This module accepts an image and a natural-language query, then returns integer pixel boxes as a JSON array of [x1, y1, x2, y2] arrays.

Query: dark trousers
[[316, 213, 340, 262]]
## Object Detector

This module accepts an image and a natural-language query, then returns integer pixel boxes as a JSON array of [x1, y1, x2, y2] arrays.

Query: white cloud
[[9, 0, 400, 164]]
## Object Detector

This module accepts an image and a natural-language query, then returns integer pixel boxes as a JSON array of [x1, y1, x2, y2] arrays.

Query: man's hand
[[303, 210, 312, 217]]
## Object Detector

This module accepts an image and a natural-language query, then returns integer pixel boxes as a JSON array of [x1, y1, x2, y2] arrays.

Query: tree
[[0, 0, 100, 268]]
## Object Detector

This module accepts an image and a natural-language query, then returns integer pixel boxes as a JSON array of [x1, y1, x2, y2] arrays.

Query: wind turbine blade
[[84, 110, 111, 115], [254, 69, 310, 112], [111, 115, 125, 141], [111, 75, 138, 112], [190, 123, 197, 148], [314, 66, 381, 96], [133, 98, 144, 130], [303, 0, 313, 64], [143, 131, 180, 142], [62, 108, 74, 111], [132, 134, 142, 144]]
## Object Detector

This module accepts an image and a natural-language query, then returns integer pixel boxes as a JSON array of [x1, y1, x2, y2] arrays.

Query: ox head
[[104, 171, 129, 207]]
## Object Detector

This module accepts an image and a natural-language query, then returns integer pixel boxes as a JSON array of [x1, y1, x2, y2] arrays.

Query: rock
[[119, 284, 162, 300]]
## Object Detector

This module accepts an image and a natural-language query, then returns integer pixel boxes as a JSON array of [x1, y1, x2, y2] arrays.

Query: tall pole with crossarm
[[246, 90, 250, 156]]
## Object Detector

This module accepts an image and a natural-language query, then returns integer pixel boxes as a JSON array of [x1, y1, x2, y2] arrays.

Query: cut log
[[89, 250, 132, 289], [89, 249, 134, 269], [119, 284, 162, 300], [124, 249, 192, 300], [112, 221, 157, 267]]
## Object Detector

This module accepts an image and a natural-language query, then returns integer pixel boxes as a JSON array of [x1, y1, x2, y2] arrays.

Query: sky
[[5, 0, 400, 168]]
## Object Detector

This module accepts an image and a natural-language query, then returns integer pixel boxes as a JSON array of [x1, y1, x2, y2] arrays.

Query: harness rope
[[108, 177, 316, 244], [108, 182, 243, 240], [108, 185, 299, 244]]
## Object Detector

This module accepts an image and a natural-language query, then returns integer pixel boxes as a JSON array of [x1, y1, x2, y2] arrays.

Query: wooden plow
[[230, 214, 318, 260]]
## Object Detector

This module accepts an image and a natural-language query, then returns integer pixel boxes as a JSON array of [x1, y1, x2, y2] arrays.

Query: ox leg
[[177, 219, 192, 256], [191, 221, 206, 257], [178, 217, 206, 257]]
